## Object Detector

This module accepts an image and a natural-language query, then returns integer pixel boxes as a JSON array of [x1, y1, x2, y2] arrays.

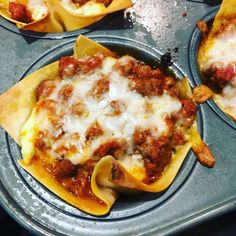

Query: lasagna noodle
[[93, 143, 191, 193], [0, 35, 196, 215], [0, 0, 133, 32], [211, 0, 236, 35], [198, 0, 236, 121], [18, 158, 117, 215], [0, 62, 59, 145]]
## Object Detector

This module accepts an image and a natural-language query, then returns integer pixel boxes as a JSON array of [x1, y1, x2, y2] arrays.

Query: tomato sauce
[[86, 122, 104, 140], [206, 63, 235, 91], [38, 156, 105, 205], [35, 80, 56, 101], [9, 2, 32, 23], [93, 139, 127, 159], [89, 77, 110, 98]]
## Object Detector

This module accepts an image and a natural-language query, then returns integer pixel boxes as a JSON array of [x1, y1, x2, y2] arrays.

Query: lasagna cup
[[0, 0, 133, 32], [197, 0, 236, 121], [0, 36, 215, 215]]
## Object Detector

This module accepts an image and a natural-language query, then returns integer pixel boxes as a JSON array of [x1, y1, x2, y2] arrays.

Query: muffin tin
[[0, 0, 236, 235]]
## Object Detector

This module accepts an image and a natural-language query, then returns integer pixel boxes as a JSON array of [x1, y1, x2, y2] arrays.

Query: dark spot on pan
[[161, 52, 173, 67]]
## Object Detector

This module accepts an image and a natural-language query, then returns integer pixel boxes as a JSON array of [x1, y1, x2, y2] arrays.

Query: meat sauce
[[119, 64, 180, 98], [35, 53, 198, 188], [205, 64, 235, 91], [86, 122, 104, 140], [71, 101, 86, 116], [110, 100, 125, 116], [34, 132, 104, 204], [133, 127, 186, 184], [89, 76, 110, 98], [198, 19, 236, 93], [59, 55, 103, 77], [9, 2, 32, 23], [35, 80, 56, 101], [39, 156, 105, 205], [58, 84, 74, 101], [93, 139, 127, 160]]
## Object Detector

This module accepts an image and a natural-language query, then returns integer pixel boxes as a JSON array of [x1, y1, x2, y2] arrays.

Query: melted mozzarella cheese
[[201, 31, 236, 71], [21, 55, 182, 175], [217, 76, 236, 114], [27, 0, 48, 21]]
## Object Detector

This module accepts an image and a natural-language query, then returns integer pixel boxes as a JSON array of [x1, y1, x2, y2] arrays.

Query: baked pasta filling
[[1, 0, 132, 32], [8, 0, 112, 23], [197, 0, 236, 119], [21, 53, 198, 196], [8, 0, 47, 23]]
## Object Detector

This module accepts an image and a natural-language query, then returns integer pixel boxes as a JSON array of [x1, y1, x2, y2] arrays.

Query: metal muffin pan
[[0, 0, 236, 235]]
